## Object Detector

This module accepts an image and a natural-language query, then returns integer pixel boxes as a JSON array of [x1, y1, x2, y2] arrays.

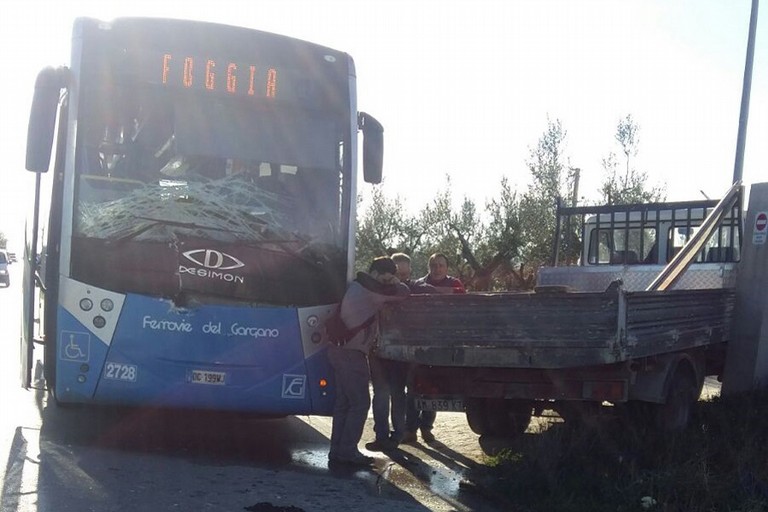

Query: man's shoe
[[421, 429, 436, 443], [340, 454, 375, 465], [365, 439, 396, 451], [329, 452, 374, 465]]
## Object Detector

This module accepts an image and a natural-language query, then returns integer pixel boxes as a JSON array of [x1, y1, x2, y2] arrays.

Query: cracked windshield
[[72, 85, 349, 305]]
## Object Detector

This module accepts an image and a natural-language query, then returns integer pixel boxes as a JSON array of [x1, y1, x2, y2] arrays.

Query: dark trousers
[[405, 363, 436, 433], [327, 346, 371, 459], [369, 353, 408, 442]]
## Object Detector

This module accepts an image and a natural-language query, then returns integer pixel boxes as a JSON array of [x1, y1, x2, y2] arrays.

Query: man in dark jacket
[[327, 257, 409, 465], [414, 252, 465, 294], [405, 252, 465, 443]]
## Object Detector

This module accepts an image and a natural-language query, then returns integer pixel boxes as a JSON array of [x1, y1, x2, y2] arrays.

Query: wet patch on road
[[244, 503, 305, 512]]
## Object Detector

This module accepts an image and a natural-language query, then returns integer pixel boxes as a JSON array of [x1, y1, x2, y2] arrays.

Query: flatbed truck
[[378, 187, 748, 438]]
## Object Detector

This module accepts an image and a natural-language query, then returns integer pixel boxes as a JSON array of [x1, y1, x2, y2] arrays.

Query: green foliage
[[356, 173, 531, 289], [356, 114, 668, 289], [416, 177, 465, 271], [484, 391, 768, 511], [469, 178, 526, 290], [600, 115, 666, 205], [517, 118, 571, 276], [355, 187, 421, 273]]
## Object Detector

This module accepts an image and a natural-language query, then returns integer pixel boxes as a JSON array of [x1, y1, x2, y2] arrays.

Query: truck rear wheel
[[465, 398, 532, 437], [654, 366, 699, 431], [488, 399, 533, 436], [465, 398, 492, 435]]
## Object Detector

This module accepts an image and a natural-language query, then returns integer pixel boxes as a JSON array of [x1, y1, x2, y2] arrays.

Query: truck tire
[[465, 398, 492, 435], [465, 398, 532, 437], [654, 366, 699, 431], [488, 399, 533, 436]]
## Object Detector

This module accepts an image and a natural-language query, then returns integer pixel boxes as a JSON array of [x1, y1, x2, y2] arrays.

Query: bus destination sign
[[160, 53, 278, 99]]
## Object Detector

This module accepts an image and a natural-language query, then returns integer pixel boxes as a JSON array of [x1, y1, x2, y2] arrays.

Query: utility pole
[[733, 0, 759, 184], [570, 167, 581, 207]]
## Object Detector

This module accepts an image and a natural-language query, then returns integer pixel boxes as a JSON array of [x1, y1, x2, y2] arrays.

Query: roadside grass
[[484, 391, 768, 512]]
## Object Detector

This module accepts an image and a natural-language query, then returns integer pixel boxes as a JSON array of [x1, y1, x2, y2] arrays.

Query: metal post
[[722, 182, 768, 394], [733, 0, 759, 184]]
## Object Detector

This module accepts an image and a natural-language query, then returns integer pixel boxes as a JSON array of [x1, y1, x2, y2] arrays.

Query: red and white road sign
[[756, 212, 768, 232], [754, 211, 768, 245]]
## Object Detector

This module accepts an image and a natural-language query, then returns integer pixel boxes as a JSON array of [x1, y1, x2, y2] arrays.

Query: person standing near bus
[[327, 257, 409, 465], [365, 252, 435, 452], [413, 252, 466, 294], [404, 252, 465, 443]]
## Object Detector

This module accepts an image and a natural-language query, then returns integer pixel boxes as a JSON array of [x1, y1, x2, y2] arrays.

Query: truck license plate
[[188, 370, 226, 385], [417, 398, 464, 412]]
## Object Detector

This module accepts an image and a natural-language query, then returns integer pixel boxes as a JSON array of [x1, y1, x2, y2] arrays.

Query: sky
[[0, 0, 765, 251]]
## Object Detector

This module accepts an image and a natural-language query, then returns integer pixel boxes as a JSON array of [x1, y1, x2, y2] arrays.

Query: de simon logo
[[182, 249, 244, 270]]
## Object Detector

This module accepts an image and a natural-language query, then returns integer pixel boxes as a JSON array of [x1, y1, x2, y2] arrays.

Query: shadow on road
[[39, 404, 324, 467], [27, 401, 432, 511], [380, 441, 511, 511]]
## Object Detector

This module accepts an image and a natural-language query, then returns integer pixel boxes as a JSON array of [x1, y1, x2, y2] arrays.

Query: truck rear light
[[582, 381, 626, 401]]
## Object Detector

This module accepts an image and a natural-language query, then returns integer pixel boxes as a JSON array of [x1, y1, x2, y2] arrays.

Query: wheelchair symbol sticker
[[60, 331, 90, 363]]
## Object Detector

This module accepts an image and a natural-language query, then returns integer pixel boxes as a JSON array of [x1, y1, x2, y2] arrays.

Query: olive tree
[[516, 118, 572, 280], [599, 114, 665, 205], [355, 187, 418, 272]]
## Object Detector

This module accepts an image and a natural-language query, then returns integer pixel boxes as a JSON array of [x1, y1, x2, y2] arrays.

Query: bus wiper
[[108, 216, 245, 243]]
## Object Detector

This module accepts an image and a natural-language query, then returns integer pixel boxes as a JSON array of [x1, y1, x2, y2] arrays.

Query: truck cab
[[538, 198, 742, 291]]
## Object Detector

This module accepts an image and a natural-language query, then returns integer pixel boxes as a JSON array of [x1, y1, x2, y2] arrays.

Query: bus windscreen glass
[[70, 21, 351, 306]]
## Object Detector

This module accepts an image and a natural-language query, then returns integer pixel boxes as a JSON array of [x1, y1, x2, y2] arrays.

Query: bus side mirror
[[26, 66, 69, 173], [358, 112, 383, 184]]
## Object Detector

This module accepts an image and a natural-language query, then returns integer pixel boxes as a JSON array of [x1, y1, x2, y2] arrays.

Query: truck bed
[[377, 286, 735, 369]]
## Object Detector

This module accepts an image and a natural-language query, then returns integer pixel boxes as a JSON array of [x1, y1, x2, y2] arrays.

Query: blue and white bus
[[22, 17, 384, 415]]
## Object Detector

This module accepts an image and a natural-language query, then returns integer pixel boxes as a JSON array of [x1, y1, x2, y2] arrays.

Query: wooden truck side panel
[[623, 289, 735, 359], [378, 287, 735, 370], [378, 291, 618, 369]]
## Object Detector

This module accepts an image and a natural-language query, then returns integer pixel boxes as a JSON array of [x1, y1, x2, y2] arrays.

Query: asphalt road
[[0, 270, 505, 512]]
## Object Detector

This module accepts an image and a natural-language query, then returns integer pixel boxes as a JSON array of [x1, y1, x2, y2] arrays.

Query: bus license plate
[[189, 370, 226, 386], [417, 398, 464, 412]]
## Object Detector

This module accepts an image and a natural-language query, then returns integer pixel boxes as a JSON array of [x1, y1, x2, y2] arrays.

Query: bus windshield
[[69, 21, 352, 306]]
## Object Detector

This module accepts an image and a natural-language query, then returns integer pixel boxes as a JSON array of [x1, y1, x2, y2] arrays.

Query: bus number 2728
[[104, 362, 138, 382]]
